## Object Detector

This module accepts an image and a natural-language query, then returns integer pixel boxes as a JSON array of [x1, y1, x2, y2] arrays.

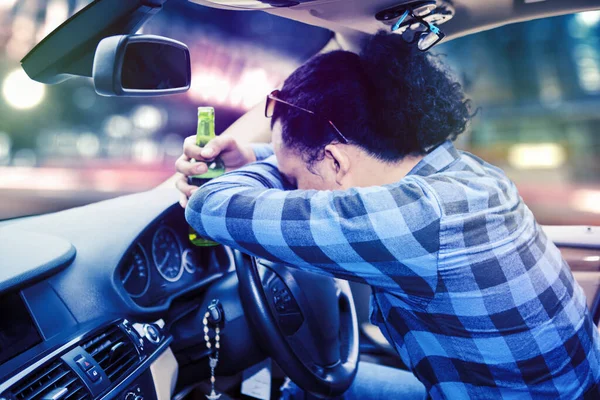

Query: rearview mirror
[[93, 35, 191, 97]]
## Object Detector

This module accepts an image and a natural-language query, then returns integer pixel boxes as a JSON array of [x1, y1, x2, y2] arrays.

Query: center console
[[0, 318, 172, 400]]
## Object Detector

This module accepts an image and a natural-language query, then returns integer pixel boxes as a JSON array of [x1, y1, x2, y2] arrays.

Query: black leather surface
[[0, 228, 75, 295]]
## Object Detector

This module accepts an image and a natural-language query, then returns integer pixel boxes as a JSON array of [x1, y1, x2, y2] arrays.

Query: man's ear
[[324, 144, 350, 185]]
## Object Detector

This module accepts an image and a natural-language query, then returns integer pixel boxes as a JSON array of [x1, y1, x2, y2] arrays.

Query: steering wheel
[[233, 250, 359, 398]]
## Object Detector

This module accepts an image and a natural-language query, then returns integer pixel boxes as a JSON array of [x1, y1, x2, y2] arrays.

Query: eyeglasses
[[391, 8, 446, 51], [265, 89, 349, 144]]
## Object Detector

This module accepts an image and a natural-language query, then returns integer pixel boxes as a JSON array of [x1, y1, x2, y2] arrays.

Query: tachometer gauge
[[152, 226, 183, 282], [120, 244, 150, 298], [182, 248, 199, 273]]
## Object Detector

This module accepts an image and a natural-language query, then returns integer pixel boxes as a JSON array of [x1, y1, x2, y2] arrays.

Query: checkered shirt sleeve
[[186, 154, 442, 303]]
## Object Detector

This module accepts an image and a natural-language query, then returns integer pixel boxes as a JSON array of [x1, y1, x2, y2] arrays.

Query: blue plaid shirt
[[186, 141, 600, 399]]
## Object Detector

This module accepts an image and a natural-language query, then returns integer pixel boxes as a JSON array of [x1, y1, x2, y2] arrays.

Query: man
[[176, 33, 600, 398]]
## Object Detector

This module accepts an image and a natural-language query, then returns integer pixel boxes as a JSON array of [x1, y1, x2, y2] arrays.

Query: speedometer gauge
[[152, 226, 183, 282], [120, 244, 150, 298], [182, 248, 198, 273]]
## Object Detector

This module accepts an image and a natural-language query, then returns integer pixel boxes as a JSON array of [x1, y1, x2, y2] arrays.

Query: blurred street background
[[0, 0, 599, 225]]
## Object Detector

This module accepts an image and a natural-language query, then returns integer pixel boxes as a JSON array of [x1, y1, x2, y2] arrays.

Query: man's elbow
[[184, 187, 210, 236], [184, 185, 233, 241]]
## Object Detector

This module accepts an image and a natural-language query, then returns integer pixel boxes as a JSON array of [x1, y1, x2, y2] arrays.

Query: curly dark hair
[[272, 31, 473, 165]]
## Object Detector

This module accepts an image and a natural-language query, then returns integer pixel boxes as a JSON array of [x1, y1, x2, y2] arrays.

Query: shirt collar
[[408, 140, 460, 177]]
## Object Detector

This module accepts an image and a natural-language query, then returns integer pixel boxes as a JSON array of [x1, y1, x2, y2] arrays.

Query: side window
[[436, 11, 600, 225]]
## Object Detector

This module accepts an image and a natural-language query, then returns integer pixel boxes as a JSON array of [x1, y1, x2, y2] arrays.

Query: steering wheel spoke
[[233, 250, 359, 398]]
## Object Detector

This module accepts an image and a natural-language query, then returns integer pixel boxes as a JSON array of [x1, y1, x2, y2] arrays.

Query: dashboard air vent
[[10, 359, 90, 400], [81, 324, 141, 384]]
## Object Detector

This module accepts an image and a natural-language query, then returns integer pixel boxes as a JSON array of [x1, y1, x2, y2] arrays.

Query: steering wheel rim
[[233, 250, 359, 398]]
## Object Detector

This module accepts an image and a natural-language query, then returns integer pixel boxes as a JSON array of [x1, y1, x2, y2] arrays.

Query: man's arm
[[185, 156, 442, 301], [220, 98, 272, 144]]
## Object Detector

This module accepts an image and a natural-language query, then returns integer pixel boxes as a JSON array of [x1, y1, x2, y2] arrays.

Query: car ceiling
[[191, 0, 600, 41]]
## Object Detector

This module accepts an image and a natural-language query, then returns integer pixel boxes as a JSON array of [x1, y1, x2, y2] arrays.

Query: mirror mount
[[93, 34, 191, 97]]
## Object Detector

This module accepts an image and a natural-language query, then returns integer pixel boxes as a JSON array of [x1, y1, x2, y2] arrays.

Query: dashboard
[[117, 210, 233, 308], [0, 188, 230, 399]]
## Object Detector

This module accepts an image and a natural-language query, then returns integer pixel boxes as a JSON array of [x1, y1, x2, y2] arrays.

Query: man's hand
[[175, 135, 256, 208]]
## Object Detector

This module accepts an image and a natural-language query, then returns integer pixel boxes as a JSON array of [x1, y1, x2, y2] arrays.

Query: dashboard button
[[86, 367, 101, 382], [74, 355, 93, 371], [144, 324, 161, 344]]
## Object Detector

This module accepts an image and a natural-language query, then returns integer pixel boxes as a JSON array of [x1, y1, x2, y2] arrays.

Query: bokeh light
[[12, 149, 37, 167], [132, 105, 165, 132], [507, 143, 567, 170], [571, 190, 600, 215], [229, 68, 272, 109], [162, 133, 184, 158], [72, 86, 97, 110], [76, 133, 101, 158], [0, 132, 12, 164], [576, 10, 600, 27], [132, 139, 161, 163], [2, 69, 46, 110], [38, 0, 69, 41], [103, 115, 133, 138], [0, 0, 17, 10]]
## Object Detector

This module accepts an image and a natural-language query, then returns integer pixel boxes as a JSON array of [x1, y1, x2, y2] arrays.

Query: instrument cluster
[[118, 209, 233, 307]]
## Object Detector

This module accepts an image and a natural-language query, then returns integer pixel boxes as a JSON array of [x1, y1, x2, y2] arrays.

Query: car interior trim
[[543, 225, 600, 249], [149, 347, 179, 400], [98, 339, 174, 400], [0, 228, 75, 295]]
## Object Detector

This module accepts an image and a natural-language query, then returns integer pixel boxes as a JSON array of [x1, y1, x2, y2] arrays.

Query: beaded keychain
[[203, 301, 222, 400]]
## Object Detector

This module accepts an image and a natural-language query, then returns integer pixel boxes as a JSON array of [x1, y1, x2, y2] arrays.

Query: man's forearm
[[220, 98, 272, 144], [184, 156, 442, 295]]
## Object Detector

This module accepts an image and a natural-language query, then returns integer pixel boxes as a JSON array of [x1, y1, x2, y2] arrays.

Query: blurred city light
[[0, 167, 79, 191], [230, 68, 272, 109], [571, 190, 600, 214], [0, 132, 11, 164], [573, 44, 600, 93], [103, 115, 133, 138], [189, 70, 233, 106], [39, 0, 69, 41], [55, 132, 80, 156], [507, 143, 566, 170], [163, 133, 184, 158], [132, 139, 161, 164], [6, 15, 36, 60], [72, 86, 97, 110], [189, 67, 275, 109], [2, 69, 46, 110], [576, 10, 600, 27], [106, 139, 129, 158], [12, 149, 37, 167], [76, 133, 101, 158], [132, 105, 165, 132], [0, 0, 17, 10]]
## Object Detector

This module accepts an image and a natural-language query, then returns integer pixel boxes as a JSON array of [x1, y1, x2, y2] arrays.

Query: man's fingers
[[175, 174, 198, 198], [182, 136, 202, 160], [175, 154, 208, 176], [183, 135, 237, 161], [179, 192, 188, 208]]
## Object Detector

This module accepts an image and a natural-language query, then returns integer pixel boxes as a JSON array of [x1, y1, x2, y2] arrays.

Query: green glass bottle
[[188, 106, 225, 247]]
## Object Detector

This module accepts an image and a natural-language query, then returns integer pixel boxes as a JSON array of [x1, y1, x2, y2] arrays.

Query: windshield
[[0, 0, 331, 220], [0, 3, 598, 225]]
